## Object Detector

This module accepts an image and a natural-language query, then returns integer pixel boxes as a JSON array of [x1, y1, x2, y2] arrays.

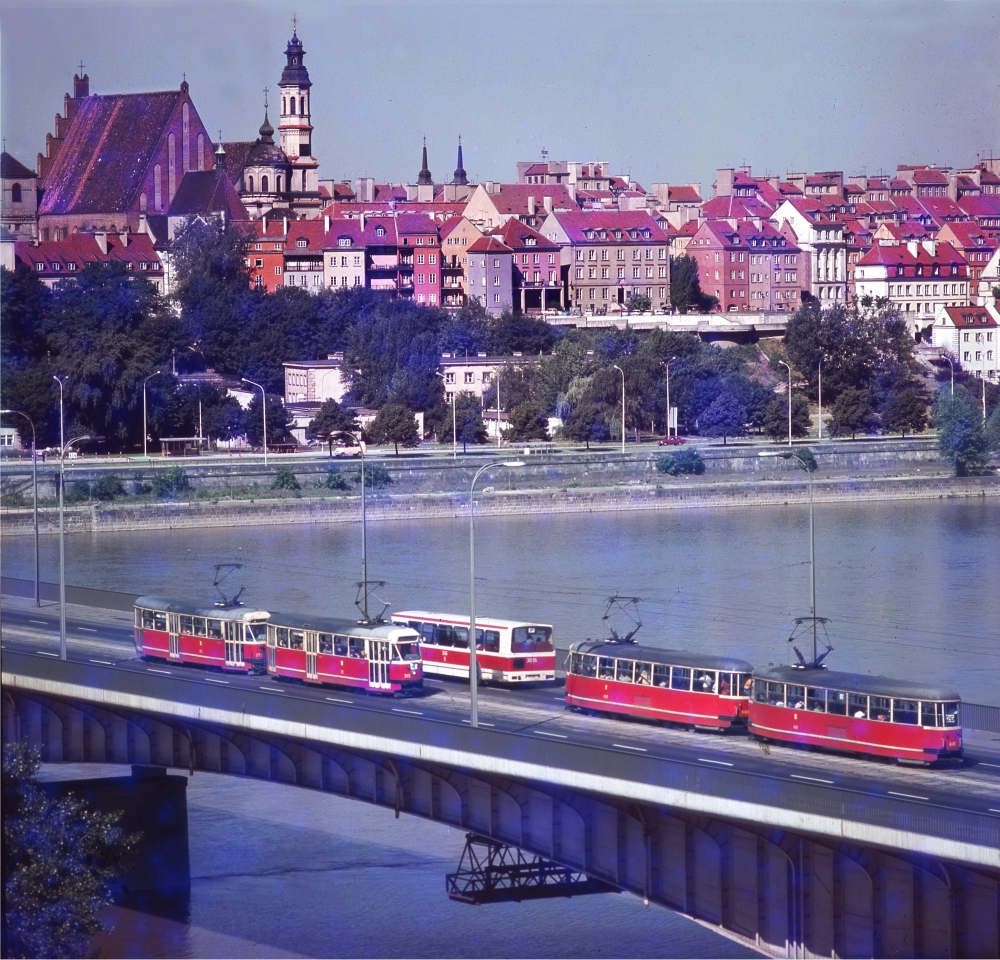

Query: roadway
[[2, 595, 999, 823]]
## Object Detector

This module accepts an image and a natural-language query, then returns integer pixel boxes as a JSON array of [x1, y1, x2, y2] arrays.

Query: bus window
[[483, 630, 500, 653], [581, 655, 598, 678], [695, 671, 717, 693], [766, 681, 785, 706], [334, 635, 349, 656], [415, 622, 436, 644], [434, 625, 454, 647], [718, 672, 732, 696], [319, 633, 334, 655], [787, 684, 805, 708], [806, 687, 825, 712], [180, 615, 194, 634], [142, 609, 155, 629], [395, 642, 420, 661], [598, 657, 615, 680], [193, 617, 207, 637], [154, 611, 167, 632], [653, 664, 669, 687], [892, 699, 918, 725], [943, 702, 959, 727], [616, 660, 634, 683], [753, 679, 768, 703], [849, 693, 868, 718], [512, 626, 552, 653], [453, 627, 469, 647], [349, 636, 365, 658], [671, 667, 692, 691], [289, 630, 305, 651], [869, 696, 890, 721], [276, 627, 289, 648], [827, 690, 847, 716], [635, 663, 652, 685]]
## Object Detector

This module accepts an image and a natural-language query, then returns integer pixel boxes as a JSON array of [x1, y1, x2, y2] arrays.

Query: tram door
[[224, 621, 243, 667], [367, 639, 391, 690], [167, 613, 180, 659], [266, 628, 276, 671], [305, 633, 318, 681]]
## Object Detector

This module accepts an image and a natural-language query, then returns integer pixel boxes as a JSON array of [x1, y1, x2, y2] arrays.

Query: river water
[[7, 499, 998, 957]]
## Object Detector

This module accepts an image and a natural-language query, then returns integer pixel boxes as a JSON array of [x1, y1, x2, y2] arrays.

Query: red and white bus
[[747, 665, 962, 763], [134, 595, 270, 673], [265, 613, 423, 694], [392, 610, 556, 684], [565, 641, 754, 729]]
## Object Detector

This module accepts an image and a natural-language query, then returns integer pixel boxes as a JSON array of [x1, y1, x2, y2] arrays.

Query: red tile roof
[[941, 306, 996, 327], [15, 232, 162, 271], [468, 236, 512, 254], [168, 171, 248, 220], [701, 195, 774, 219], [490, 218, 560, 251], [912, 169, 949, 184], [487, 183, 577, 216], [668, 185, 701, 203], [546, 210, 669, 244]]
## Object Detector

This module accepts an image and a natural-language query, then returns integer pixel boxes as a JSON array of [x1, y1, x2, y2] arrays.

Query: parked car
[[657, 436, 687, 446]]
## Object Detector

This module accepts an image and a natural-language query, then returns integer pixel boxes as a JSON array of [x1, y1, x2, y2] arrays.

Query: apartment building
[[439, 216, 484, 308], [931, 306, 997, 381], [466, 236, 513, 314], [491, 219, 565, 312]]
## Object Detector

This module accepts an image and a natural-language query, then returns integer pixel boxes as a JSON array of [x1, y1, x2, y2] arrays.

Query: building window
[[255, 258, 263, 267], [11, 183, 22, 203], [465, 372, 475, 384], [417, 254, 425, 265], [417, 274, 425, 284], [494, 293, 500, 303], [275, 266, 282, 275]]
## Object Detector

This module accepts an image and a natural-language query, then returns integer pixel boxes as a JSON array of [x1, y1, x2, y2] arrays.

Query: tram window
[[921, 702, 938, 727], [289, 630, 305, 651], [245, 623, 260, 643], [142, 609, 155, 629], [598, 657, 615, 680], [806, 687, 826, 712], [581, 655, 598, 678], [349, 636, 365, 658], [206, 619, 223, 640], [869, 696, 890, 721], [753, 679, 767, 703], [653, 664, 669, 687], [135, 608, 141, 627], [334, 635, 349, 656], [179, 615, 194, 634], [766, 681, 785, 706], [154, 612, 167, 631], [275, 628, 289, 647], [671, 667, 692, 691], [193, 617, 207, 637], [483, 630, 500, 653], [739, 673, 753, 694], [827, 690, 847, 716], [787, 684, 805, 708], [635, 663, 652, 685], [396, 642, 420, 661], [943, 702, 959, 727], [696, 671, 717, 693], [319, 633, 334, 655], [616, 660, 635, 683], [849, 693, 868, 718], [718, 672, 732, 696], [512, 626, 554, 653], [892, 699, 918, 725], [570, 653, 584, 674]]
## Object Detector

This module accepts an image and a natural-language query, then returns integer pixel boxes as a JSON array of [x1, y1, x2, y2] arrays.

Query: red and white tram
[[392, 611, 556, 683], [565, 641, 754, 729], [134, 595, 270, 673], [747, 665, 962, 763], [265, 613, 423, 694]]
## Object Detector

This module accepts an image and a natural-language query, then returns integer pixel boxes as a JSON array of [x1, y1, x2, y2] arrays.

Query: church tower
[[277, 26, 319, 196]]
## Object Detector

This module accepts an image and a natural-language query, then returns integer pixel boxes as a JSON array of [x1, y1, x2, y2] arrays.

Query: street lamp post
[[59, 435, 90, 660], [53, 375, 65, 455], [778, 360, 792, 445], [2, 410, 39, 606], [242, 378, 267, 465], [469, 459, 525, 727], [663, 356, 677, 438], [817, 355, 825, 440], [143, 371, 162, 458], [612, 364, 625, 453], [943, 357, 954, 396]]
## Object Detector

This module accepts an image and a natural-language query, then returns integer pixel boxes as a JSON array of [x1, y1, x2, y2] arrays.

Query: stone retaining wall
[[1, 474, 995, 536]]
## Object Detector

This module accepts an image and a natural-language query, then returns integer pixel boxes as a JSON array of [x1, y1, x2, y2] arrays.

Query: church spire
[[417, 137, 433, 186], [452, 135, 468, 185]]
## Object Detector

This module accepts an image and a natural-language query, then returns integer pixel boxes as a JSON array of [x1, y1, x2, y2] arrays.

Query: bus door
[[367, 639, 391, 690], [167, 613, 180, 659], [305, 632, 318, 680], [224, 621, 243, 667]]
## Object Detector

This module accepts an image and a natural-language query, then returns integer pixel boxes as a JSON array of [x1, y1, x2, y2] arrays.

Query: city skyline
[[2, 0, 998, 192]]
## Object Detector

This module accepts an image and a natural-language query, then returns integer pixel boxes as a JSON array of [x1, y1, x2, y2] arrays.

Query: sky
[[2, 0, 999, 195]]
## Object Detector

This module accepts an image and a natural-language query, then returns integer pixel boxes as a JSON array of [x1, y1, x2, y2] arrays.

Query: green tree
[[244, 394, 294, 449], [762, 394, 811, 442], [452, 391, 488, 453], [829, 387, 879, 439], [93, 473, 126, 501], [368, 403, 420, 454], [351, 462, 393, 489], [2, 741, 136, 959], [271, 465, 301, 491], [698, 394, 747, 445], [985, 404, 1000, 455], [625, 292, 652, 314], [669, 255, 718, 313], [561, 399, 611, 449], [881, 387, 929, 437], [306, 399, 360, 455], [656, 449, 705, 475], [151, 465, 190, 498], [505, 401, 550, 441], [319, 466, 351, 491], [933, 389, 989, 475]]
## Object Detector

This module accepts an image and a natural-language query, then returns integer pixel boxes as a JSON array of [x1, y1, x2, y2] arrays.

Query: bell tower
[[277, 21, 319, 196]]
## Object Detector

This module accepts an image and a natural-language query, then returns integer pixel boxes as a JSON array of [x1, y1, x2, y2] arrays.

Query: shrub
[[270, 465, 301, 491], [151, 466, 190, 498], [319, 467, 351, 491], [656, 449, 705, 476], [351, 463, 392, 490], [93, 473, 126, 501]]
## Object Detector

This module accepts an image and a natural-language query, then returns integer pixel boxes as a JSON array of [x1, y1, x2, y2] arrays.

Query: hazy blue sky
[[2, 0, 998, 193]]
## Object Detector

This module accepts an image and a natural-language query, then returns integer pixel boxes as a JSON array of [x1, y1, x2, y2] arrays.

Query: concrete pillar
[[757, 836, 791, 956], [913, 864, 952, 959], [657, 817, 687, 911], [111, 716, 130, 762], [300, 747, 323, 789], [198, 729, 222, 772], [493, 787, 522, 846], [321, 754, 349, 794], [128, 720, 150, 764], [42, 703, 63, 762], [953, 866, 998, 959], [720, 825, 758, 941], [553, 798, 586, 869], [587, 801, 619, 883], [84, 716, 107, 762], [803, 840, 835, 958], [687, 824, 722, 925], [64, 704, 85, 761], [249, 738, 270, 778], [834, 851, 873, 959], [464, 778, 492, 834]]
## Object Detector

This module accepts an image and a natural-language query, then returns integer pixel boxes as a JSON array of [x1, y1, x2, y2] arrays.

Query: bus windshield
[[395, 642, 420, 661], [511, 626, 553, 653]]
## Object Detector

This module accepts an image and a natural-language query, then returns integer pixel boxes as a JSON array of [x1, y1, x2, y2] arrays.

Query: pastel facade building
[[931, 305, 997, 380], [439, 216, 484, 309], [324, 218, 366, 291], [771, 198, 848, 304], [283, 354, 349, 404], [463, 183, 576, 230], [491, 218, 564, 312], [466, 236, 513, 314], [283, 219, 326, 291], [244, 217, 288, 292], [1, 153, 38, 239], [396, 213, 442, 305]]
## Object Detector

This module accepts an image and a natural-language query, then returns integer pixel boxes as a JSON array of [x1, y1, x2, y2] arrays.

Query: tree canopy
[[933, 387, 989, 475], [368, 403, 420, 454]]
